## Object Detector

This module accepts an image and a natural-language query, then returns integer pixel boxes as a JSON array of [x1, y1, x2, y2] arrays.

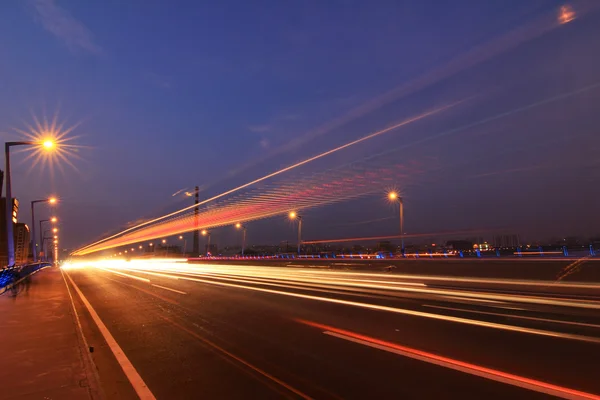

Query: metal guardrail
[[0, 262, 52, 294]]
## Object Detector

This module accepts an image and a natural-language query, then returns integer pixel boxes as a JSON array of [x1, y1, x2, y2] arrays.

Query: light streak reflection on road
[[297, 319, 600, 400], [64, 260, 600, 344], [86, 260, 600, 310]]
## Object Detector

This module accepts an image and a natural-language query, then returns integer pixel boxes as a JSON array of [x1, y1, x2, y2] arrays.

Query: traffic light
[[11, 198, 18, 223]]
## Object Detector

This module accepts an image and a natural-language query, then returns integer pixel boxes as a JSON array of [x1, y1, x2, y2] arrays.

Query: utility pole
[[192, 186, 199, 255]]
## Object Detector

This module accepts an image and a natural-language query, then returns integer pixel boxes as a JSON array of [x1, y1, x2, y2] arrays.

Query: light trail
[[108, 262, 600, 310], [71, 261, 600, 344], [73, 103, 458, 255], [298, 319, 600, 400], [423, 305, 600, 329], [302, 229, 491, 244], [73, 163, 402, 254]]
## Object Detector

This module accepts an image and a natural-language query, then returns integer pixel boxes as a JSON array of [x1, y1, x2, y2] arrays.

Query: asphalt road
[[63, 259, 600, 399]]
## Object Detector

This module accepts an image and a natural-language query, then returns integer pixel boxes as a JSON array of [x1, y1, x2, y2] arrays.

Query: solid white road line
[[95, 266, 150, 282], [151, 284, 187, 295], [65, 272, 156, 400]]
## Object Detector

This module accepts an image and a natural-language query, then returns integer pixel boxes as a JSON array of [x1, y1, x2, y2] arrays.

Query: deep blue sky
[[1, 1, 599, 250]]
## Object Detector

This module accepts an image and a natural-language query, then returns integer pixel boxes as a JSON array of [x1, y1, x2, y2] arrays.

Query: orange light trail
[[297, 319, 600, 400], [72, 163, 407, 254], [67, 260, 600, 343], [73, 103, 457, 255], [302, 229, 491, 244]]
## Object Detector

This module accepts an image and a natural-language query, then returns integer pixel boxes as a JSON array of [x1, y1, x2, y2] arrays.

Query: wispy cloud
[[259, 138, 270, 149], [144, 71, 173, 89], [248, 124, 272, 133], [247, 113, 300, 134], [29, 0, 102, 55]]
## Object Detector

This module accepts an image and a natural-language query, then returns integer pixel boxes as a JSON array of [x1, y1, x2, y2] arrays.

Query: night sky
[[1, 1, 599, 251]]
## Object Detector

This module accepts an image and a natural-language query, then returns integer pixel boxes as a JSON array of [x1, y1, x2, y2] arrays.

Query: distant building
[[446, 240, 473, 251], [377, 241, 395, 252], [493, 234, 520, 248], [0, 197, 23, 266], [14, 223, 30, 264]]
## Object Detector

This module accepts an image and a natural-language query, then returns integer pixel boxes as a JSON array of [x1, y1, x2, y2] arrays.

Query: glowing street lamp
[[53, 228, 58, 233], [39, 216, 58, 261], [289, 212, 302, 254], [178, 235, 187, 256], [235, 223, 247, 256], [201, 229, 211, 256], [388, 191, 404, 252], [4, 139, 55, 266], [31, 197, 58, 262]]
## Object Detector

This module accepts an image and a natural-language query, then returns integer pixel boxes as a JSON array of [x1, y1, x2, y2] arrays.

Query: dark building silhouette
[[0, 198, 29, 265]]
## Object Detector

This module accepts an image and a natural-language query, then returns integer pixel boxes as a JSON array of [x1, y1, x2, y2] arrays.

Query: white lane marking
[[323, 331, 600, 400], [116, 268, 600, 344], [65, 272, 156, 400], [60, 269, 103, 397], [95, 266, 150, 282], [151, 284, 187, 295], [423, 305, 600, 329]]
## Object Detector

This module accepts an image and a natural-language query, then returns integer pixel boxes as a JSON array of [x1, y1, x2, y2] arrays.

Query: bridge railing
[[0, 262, 52, 294]]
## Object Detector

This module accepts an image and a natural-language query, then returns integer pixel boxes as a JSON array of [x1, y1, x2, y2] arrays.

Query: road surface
[[62, 259, 600, 399]]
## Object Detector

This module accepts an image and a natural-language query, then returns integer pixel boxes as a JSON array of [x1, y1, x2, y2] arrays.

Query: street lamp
[[39, 216, 58, 261], [235, 223, 247, 256], [179, 235, 187, 256], [388, 191, 404, 252], [201, 229, 211, 256], [31, 197, 58, 262], [289, 212, 302, 254], [4, 139, 55, 266]]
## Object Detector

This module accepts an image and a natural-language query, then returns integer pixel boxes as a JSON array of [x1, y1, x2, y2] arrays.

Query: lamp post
[[5, 139, 54, 266], [31, 198, 57, 262], [42, 229, 53, 260], [235, 223, 246, 256], [39, 217, 57, 261], [388, 192, 404, 253], [289, 212, 302, 254], [42, 233, 56, 263], [179, 235, 187, 256], [201, 229, 211, 256]]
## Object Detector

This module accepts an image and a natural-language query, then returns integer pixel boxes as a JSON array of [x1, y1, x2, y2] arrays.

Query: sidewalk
[[0, 266, 99, 400]]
